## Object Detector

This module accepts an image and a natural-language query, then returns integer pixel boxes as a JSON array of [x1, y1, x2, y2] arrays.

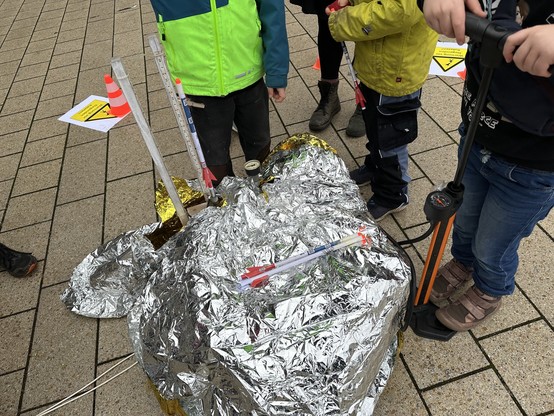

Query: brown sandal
[[429, 259, 473, 304], [435, 285, 502, 331]]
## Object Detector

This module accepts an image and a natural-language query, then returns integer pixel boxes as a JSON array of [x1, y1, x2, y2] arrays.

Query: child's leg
[[316, 13, 343, 81], [232, 79, 271, 163], [309, 12, 343, 132], [360, 84, 420, 209], [466, 144, 554, 297], [450, 134, 489, 268], [188, 94, 235, 184]]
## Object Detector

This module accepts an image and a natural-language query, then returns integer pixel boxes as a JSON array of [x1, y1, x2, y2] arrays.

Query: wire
[[397, 222, 435, 247], [36, 353, 137, 416]]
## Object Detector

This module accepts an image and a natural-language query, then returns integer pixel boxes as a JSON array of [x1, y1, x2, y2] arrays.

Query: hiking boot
[[367, 197, 408, 222], [309, 81, 341, 131], [0, 243, 38, 278], [436, 285, 502, 331], [345, 104, 365, 137], [429, 259, 473, 305], [349, 164, 373, 186]]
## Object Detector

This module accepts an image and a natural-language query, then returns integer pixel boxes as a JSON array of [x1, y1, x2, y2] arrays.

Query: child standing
[[421, 0, 554, 331], [328, 0, 438, 221], [148, 0, 289, 184]]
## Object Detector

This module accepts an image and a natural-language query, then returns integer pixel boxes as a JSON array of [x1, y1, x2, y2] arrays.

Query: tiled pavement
[[1, 0, 553, 414]]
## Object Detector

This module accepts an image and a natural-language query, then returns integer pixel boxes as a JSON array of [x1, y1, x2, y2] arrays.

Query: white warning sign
[[428, 42, 468, 78], [59, 95, 128, 133]]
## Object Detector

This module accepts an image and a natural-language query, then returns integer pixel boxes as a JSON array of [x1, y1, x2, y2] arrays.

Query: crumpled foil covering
[[155, 176, 205, 223], [61, 178, 207, 317], [61, 223, 162, 318], [126, 134, 412, 415]]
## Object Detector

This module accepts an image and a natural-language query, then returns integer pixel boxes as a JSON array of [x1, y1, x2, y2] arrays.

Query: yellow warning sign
[[71, 99, 115, 122], [432, 46, 467, 72]]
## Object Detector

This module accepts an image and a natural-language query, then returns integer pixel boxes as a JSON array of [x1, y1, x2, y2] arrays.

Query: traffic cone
[[312, 56, 320, 70], [104, 74, 131, 117], [457, 68, 467, 80]]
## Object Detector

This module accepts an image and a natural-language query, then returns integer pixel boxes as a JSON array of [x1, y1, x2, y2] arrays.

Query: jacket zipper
[[210, 0, 224, 94]]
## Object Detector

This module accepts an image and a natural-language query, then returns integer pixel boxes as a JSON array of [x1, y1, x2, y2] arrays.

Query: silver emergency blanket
[[61, 223, 162, 318], [126, 135, 412, 415]]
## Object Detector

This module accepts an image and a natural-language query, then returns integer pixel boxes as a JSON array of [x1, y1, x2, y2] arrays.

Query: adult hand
[[269, 87, 286, 103], [423, 0, 485, 45], [503, 25, 554, 78]]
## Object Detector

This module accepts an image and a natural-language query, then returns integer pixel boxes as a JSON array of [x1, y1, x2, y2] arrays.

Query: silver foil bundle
[[128, 134, 412, 415], [61, 223, 163, 318]]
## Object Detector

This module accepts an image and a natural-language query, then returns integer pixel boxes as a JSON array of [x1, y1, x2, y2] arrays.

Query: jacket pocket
[[376, 98, 421, 152]]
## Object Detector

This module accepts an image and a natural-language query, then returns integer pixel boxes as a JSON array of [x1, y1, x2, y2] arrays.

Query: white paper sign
[[428, 42, 467, 78], [58, 95, 128, 132]]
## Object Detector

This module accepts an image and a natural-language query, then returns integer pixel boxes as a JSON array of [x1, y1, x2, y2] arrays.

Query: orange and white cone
[[312, 56, 320, 70], [104, 74, 131, 117]]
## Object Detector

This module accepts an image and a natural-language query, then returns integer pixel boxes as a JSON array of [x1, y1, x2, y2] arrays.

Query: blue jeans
[[451, 135, 554, 297]]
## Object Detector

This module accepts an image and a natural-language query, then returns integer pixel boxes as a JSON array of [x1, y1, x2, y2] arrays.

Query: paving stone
[[0, 310, 34, 374], [423, 369, 521, 416], [43, 195, 104, 286], [21, 284, 97, 410], [95, 360, 162, 416], [12, 159, 62, 196], [479, 321, 554, 415], [57, 139, 106, 204], [0, 370, 24, 416], [2, 188, 56, 231], [0, 130, 27, 157], [20, 134, 66, 167]]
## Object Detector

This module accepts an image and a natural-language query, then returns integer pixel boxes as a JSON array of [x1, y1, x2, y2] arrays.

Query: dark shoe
[[367, 197, 408, 222], [345, 105, 365, 137], [436, 285, 502, 331], [309, 81, 341, 131], [349, 164, 373, 186], [0, 243, 38, 277], [429, 259, 473, 304]]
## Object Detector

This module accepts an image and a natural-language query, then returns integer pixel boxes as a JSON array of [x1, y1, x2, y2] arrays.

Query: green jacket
[[150, 0, 289, 97], [328, 0, 438, 97]]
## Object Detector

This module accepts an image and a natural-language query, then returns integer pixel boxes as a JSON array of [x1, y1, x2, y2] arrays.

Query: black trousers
[[359, 83, 421, 207], [187, 79, 271, 170], [291, 0, 343, 80], [316, 13, 343, 80]]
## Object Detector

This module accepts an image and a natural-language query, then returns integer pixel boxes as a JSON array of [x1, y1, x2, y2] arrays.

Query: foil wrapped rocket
[[124, 134, 413, 415], [61, 134, 412, 414]]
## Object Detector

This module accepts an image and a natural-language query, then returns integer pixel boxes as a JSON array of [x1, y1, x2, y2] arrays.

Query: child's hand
[[268, 87, 286, 103], [325, 0, 350, 15], [503, 25, 554, 78], [423, 0, 486, 45]]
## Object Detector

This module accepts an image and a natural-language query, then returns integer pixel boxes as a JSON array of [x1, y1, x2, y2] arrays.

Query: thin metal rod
[[111, 57, 189, 227]]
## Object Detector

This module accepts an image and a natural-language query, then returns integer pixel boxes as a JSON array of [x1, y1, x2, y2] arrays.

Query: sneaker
[[429, 259, 473, 305], [349, 164, 373, 186], [345, 105, 365, 138], [435, 285, 502, 331], [367, 197, 408, 221], [0, 243, 38, 278]]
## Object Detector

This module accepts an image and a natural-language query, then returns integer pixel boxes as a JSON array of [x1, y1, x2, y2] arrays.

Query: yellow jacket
[[328, 0, 438, 97]]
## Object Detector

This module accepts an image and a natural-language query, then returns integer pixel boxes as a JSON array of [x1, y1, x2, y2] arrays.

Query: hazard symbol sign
[[71, 99, 116, 122], [59, 95, 128, 133], [428, 42, 468, 78]]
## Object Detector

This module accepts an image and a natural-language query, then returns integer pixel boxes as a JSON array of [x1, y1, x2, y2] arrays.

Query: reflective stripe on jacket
[[328, 0, 438, 97], [150, 0, 288, 96]]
